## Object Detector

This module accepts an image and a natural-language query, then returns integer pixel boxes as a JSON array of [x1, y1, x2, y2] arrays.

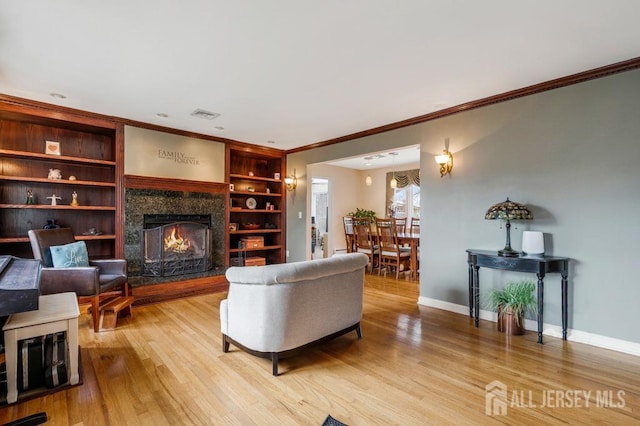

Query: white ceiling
[[2, 1, 640, 151], [326, 145, 420, 170]]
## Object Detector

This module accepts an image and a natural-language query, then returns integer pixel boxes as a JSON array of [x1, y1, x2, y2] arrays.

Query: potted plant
[[348, 208, 377, 222], [484, 280, 537, 335]]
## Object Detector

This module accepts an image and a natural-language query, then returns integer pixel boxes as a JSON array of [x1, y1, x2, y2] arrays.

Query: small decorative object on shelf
[[26, 189, 34, 205], [266, 188, 270, 194], [43, 219, 60, 229], [83, 227, 100, 235], [70, 191, 79, 206], [248, 171, 254, 176], [68, 175, 77, 181], [247, 186, 255, 192], [47, 194, 62, 206], [229, 223, 238, 232], [45, 140, 61, 155], [47, 168, 62, 180], [274, 172, 280, 180], [229, 183, 234, 192]]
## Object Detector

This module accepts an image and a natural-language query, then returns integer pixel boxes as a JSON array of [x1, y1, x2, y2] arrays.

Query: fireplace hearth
[[142, 214, 212, 277]]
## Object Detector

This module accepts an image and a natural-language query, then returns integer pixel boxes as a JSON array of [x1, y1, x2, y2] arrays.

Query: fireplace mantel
[[125, 174, 228, 194]]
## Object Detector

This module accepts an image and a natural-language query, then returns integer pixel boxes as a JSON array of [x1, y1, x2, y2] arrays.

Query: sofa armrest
[[40, 267, 100, 296], [90, 259, 127, 276]]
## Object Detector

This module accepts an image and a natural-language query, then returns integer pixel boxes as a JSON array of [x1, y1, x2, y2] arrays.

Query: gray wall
[[286, 69, 640, 344]]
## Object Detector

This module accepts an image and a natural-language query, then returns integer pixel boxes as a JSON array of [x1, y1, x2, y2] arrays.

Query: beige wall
[[124, 125, 225, 182]]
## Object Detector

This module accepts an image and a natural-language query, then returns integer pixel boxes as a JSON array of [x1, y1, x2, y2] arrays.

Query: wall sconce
[[365, 175, 372, 186], [284, 169, 297, 191], [434, 139, 453, 177]]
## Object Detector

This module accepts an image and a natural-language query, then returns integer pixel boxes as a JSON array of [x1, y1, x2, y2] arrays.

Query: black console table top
[[466, 249, 570, 344]]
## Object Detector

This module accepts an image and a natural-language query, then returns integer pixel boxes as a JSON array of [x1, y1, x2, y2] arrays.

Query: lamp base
[[498, 248, 520, 257]]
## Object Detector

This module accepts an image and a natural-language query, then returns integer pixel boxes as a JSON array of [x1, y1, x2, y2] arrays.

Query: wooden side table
[[3, 292, 80, 403]]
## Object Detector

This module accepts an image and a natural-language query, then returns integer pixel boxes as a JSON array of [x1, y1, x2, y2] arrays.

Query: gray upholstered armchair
[[28, 228, 128, 332]]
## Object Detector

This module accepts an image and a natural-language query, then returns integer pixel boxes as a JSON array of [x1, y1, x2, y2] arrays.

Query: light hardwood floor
[[1, 273, 638, 425]]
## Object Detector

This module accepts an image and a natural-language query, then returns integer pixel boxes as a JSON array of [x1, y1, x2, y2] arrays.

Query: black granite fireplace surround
[[124, 188, 225, 287]]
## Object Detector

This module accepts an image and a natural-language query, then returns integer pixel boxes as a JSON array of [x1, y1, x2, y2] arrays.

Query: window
[[392, 184, 420, 219]]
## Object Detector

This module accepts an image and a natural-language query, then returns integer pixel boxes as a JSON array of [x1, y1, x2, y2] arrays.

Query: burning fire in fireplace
[[164, 226, 191, 253]]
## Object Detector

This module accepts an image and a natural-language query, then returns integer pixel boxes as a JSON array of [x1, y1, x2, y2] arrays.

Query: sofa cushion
[[50, 241, 90, 268]]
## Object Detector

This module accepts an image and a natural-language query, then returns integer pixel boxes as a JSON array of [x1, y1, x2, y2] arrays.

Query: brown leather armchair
[[28, 228, 128, 332]]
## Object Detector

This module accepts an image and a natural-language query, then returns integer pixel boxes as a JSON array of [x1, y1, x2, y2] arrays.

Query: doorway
[[311, 177, 328, 259]]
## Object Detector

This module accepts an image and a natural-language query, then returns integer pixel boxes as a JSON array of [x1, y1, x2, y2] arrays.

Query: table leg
[[537, 274, 544, 344], [562, 272, 568, 340], [473, 266, 480, 327], [468, 262, 474, 317], [68, 317, 79, 385], [4, 329, 18, 404], [410, 240, 418, 281]]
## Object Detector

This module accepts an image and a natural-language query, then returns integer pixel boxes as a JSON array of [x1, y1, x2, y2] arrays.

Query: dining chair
[[375, 218, 411, 279], [410, 217, 420, 234], [353, 218, 378, 272], [343, 216, 355, 253], [394, 217, 407, 233]]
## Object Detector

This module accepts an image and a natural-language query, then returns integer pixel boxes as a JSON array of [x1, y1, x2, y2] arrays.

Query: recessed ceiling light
[[191, 109, 220, 120], [214, 126, 225, 131], [49, 93, 66, 99], [267, 140, 276, 144], [365, 163, 372, 166], [156, 113, 168, 118]]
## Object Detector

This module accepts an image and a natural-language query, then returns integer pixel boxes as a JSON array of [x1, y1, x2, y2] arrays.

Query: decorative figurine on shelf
[[47, 168, 62, 180], [26, 189, 34, 205], [46, 194, 62, 206], [43, 219, 60, 229], [68, 175, 77, 181], [70, 191, 79, 206]]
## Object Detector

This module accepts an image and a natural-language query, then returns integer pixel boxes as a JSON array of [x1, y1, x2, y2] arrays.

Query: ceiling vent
[[190, 109, 220, 120]]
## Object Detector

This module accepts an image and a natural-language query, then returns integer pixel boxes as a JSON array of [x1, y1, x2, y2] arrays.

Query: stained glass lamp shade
[[485, 198, 533, 257]]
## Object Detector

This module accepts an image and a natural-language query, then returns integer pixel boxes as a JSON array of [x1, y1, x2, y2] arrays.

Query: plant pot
[[497, 306, 526, 335]]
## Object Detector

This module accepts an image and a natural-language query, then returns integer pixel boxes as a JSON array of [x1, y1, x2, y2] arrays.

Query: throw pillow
[[50, 241, 90, 267]]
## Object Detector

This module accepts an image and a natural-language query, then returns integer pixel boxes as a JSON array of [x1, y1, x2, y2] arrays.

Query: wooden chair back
[[409, 217, 420, 234], [343, 216, 354, 252]]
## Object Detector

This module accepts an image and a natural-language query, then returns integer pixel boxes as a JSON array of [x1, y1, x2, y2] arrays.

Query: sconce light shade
[[284, 168, 297, 191], [390, 177, 397, 188], [434, 149, 453, 177], [485, 197, 533, 257], [365, 175, 372, 186]]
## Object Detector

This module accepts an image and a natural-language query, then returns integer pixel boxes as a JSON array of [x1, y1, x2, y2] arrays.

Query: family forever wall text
[[157, 149, 200, 165]]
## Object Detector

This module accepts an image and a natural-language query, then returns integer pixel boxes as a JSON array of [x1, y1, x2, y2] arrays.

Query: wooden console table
[[466, 249, 569, 344]]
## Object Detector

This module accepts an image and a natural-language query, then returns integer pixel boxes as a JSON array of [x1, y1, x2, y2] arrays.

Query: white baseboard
[[418, 297, 640, 357]]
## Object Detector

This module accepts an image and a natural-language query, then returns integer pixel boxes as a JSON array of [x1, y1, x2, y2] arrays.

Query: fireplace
[[142, 214, 212, 277]]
